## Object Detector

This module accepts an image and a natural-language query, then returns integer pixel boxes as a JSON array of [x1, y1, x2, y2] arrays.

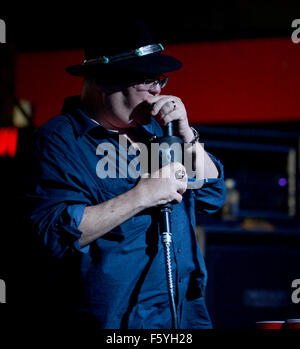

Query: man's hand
[[136, 162, 188, 207], [145, 95, 219, 180], [147, 95, 194, 143]]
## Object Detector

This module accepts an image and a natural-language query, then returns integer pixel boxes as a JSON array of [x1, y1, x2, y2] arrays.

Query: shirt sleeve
[[26, 127, 92, 258], [192, 152, 227, 215]]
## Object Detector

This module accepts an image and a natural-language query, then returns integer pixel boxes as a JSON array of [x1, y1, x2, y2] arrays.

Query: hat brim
[[66, 53, 182, 77]]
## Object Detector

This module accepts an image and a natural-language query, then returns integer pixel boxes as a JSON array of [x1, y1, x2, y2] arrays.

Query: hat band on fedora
[[82, 43, 164, 66]]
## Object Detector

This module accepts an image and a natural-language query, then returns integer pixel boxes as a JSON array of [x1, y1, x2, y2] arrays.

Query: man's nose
[[149, 83, 161, 95]]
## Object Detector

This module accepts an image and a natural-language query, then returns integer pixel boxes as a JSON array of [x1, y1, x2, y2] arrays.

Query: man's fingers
[[177, 180, 188, 195], [172, 162, 186, 173], [173, 192, 183, 203], [157, 101, 176, 116], [150, 96, 176, 116], [155, 110, 182, 126]]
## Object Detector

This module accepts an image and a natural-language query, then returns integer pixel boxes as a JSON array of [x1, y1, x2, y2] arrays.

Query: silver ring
[[175, 169, 185, 179]]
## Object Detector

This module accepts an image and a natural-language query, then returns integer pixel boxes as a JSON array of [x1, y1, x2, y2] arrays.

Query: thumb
[[145, 95, 162, 106]]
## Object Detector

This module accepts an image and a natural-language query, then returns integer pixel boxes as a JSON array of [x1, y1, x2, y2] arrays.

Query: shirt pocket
[[98, 177, 136, 200]]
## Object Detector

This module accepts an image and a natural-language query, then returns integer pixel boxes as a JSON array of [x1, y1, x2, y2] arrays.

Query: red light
[[0, 127, 18, 158]]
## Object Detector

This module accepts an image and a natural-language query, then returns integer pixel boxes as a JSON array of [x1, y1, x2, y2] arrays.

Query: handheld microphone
[[148, 115, 183, 330]]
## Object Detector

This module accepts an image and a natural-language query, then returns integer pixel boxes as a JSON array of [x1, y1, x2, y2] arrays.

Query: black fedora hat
[[65, 21, 182, 77]]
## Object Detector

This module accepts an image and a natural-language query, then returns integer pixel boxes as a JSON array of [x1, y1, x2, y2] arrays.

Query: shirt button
[[177, 248, 181, 253]]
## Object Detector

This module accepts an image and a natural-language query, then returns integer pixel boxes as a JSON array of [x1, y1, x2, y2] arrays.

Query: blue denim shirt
[[26, 96, 226, 329]]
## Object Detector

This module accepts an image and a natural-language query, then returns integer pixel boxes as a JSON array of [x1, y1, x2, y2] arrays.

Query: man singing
[[26, 21, 226, 329]]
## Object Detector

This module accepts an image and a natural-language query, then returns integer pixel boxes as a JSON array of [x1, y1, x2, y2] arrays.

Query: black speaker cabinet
[[204, 229, 300, 329]]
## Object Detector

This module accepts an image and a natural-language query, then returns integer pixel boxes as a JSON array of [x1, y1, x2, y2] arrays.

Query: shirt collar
[[61, 95, 102, 138], [141, 119, 161, 138]]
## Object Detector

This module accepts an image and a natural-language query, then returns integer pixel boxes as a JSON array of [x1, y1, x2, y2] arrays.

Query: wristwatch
[[189, 127, 200, 144]]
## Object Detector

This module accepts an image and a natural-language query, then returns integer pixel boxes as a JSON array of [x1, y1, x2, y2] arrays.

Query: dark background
[[1, 1, 300, 330], [2, 1, 300, 51]]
